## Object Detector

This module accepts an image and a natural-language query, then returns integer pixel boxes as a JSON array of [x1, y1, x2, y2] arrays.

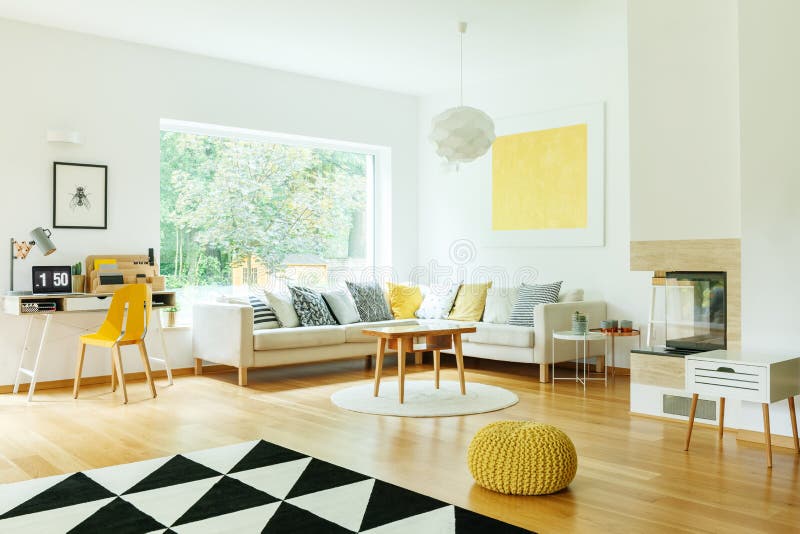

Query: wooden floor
[[1, 355, 798, 533]]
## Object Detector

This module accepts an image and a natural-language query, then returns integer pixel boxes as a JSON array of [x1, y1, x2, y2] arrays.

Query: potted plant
[[162, 305, 180, 327], [571, 311, 588, 334], [71, 262, 85, 293]]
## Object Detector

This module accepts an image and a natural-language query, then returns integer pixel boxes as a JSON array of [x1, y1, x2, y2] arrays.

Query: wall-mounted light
[[47, 130, 82, 144]]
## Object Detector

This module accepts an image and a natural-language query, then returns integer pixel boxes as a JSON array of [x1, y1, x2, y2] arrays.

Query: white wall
[[417, 0, 649, 368], [0, 18, 418, 384], [628, 0, 741, 241], [739, 0, 800, 436]]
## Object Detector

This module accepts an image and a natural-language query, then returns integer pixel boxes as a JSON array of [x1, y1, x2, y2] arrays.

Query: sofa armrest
[[192, 303, 255, 368], [533, 300, 607, 364]]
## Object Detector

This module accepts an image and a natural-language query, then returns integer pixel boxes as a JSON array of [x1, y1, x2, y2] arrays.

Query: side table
[[551, 330, 607, 390], [589, 328, 641, 378], [684, 349, 800, 468]]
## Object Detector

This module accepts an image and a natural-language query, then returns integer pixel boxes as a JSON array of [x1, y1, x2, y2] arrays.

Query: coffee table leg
[[373, 338, 386, 397], [434, 349, 441, 389], [397, 338, 406, 404], [453, 333, 466, 395]]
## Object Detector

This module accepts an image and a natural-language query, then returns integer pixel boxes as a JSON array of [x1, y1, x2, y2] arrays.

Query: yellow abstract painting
[[492, 123, 588, 230]]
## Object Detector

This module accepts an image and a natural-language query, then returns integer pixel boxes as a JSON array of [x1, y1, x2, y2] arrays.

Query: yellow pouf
[[468, 420, 577, 495]]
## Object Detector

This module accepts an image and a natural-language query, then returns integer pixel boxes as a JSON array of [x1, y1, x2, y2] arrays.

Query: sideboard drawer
[[687, 359, 767, 402]]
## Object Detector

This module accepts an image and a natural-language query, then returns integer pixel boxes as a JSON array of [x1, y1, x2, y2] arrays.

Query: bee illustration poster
[[53, 162, 108, 229]]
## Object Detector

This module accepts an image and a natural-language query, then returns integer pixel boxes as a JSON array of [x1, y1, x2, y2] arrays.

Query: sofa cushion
[[448, 281, 492, 321], [321, 289, 361, 324], [464, 323, 535, 348], [344, 319, 419, 343], [508, 281, 562, 327], [346, 281, 393, 321], [415, 282, 460, 319], [559, 288, 584, 302], [264, 289, 300, 328], [289, 286, 337, 326], [387, 282, 424, 319], [483, 286, 519, 324], [254, 325, 345, 351]]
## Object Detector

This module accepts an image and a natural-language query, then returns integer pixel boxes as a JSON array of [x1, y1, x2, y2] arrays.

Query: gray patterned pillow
[[507, 281, 563, 327], [289, 286, 337, 327], [345, 281, 392, 321]]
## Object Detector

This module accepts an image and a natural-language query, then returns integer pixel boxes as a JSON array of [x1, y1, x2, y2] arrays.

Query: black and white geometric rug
[[0, 439, 533, 533]]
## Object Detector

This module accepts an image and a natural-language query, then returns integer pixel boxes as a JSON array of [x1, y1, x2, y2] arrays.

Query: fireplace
[[665, 271, 726, 352]]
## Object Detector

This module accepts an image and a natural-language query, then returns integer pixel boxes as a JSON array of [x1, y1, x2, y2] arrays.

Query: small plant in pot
[[71, 262, 85, 293], [571, 311, 588, 334], [162, 305, 180, 327]]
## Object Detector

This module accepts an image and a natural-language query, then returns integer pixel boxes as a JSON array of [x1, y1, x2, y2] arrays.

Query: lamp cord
[[459, 29, 464, 106]]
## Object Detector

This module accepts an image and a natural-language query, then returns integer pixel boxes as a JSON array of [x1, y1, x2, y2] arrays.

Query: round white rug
[[331, 380, 519, 417]]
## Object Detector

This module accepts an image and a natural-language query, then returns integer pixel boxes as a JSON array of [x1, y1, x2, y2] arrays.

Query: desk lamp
[[8, 227, 57, 295]]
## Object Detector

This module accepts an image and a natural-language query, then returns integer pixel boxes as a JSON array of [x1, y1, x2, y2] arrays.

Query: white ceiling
[[0, 0, 621, 95]]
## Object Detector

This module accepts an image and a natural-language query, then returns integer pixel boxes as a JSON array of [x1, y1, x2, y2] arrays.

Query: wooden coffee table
[[361, 323, 477, 403]]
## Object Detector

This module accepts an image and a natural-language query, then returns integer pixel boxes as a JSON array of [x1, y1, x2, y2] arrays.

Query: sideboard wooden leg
[[194, 358, 203, 376], [685, 393, 699, 451], [762, 403, 772, 468], [719, 397, 726, 439], [789, 396, 799, 453]]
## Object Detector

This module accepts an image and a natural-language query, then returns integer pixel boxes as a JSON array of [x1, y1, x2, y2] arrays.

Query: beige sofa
[[192, 294, 606, 385]]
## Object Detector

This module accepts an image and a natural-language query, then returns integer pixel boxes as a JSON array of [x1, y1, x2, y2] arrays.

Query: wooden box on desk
[[85, 254, 165, 294]]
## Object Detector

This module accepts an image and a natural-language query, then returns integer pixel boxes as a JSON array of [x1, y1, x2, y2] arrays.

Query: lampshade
[[429, 22, 496, 164], [30, 227, 56, 255], [429, 106, 496, 163]]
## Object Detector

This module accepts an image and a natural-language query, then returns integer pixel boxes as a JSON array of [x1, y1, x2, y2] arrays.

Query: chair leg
[[137, 341, 157, 399], [73, 342, 86, 399], [111, 353, 116, 392], [113, 345, 128, 404]]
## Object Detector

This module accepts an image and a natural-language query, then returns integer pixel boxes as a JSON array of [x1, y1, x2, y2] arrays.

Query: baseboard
[[630, 412, 798, 451], [736, 429, 799, 450], [0, 364, 231, 394]]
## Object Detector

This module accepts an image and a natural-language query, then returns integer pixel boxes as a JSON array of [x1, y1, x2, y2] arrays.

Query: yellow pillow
[[387, 282, 424, 319], [448, 282, 493, 321]]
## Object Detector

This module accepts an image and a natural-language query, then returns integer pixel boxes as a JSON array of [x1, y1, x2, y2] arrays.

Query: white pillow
[[321, 289, 361, 324], [559, 288, 584, 302], [415, 282, 460, 319], [263, 290, 300, 328], [483, 286, 520, 324]]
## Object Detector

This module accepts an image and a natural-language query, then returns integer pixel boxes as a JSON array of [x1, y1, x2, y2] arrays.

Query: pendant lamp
[[429, 22, 495, 164]]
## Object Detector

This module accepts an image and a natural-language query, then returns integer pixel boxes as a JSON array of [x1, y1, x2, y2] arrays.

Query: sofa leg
[[595, 355, 605, 373], [365, 355, 373, 370], [414, 352, 422, 365], [194, 358, 203, 376], [539, 363, 550, 383], [238, 367, 248, 387]]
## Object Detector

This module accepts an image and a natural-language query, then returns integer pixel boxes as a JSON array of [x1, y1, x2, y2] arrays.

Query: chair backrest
[[96, 285, 153, 343]]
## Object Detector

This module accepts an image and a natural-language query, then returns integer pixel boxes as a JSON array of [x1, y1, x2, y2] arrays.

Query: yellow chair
[[73, 284, 157, 404]]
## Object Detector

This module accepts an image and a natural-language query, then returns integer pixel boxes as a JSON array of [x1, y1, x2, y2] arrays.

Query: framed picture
[[53, 162, 108, 229], [480, 102, 605, 247]]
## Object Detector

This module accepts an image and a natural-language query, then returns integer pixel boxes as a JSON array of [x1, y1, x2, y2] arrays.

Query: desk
[[2, 291, 176, 401], [684, 349, 800, 467]]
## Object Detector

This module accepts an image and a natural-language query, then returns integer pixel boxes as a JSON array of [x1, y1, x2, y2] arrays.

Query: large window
[[160, 123, 375, 320]]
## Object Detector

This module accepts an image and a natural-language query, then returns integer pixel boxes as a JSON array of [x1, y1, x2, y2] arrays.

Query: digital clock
[[32, 266, 73, 294]]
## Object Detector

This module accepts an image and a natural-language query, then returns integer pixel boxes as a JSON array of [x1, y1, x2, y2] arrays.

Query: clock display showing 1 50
[[32, 266, 73, 294]]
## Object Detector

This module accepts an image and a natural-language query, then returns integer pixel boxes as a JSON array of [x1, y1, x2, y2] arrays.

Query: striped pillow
[[248, 294, 279, 330], [507, 281, 563, 327]]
